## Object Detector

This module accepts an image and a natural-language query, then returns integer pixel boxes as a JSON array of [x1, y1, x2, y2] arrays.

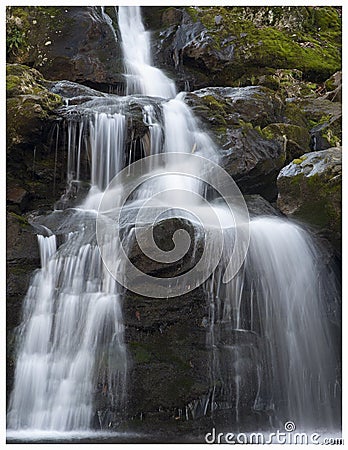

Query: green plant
[[6, 25, 25, 56]]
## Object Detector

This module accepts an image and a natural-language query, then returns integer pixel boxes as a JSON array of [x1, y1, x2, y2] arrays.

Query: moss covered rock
[[145, 6, 341, 90], [292, 96, 341, 151], [6, 6, 123, 91], [277, 147, 341, 248], [7, 63, 62, 150]]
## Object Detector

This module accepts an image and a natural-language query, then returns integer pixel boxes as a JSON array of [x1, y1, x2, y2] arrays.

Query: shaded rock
[[277, 147, 341, 249], [244, 194, 282, 218], [262, 123, 311, 163], [291, 96, 341, 151], [7, 64, 66, 212], [6, 186, 30, 213], [7, 6, 123, 91], [219, 127, 285, 201]]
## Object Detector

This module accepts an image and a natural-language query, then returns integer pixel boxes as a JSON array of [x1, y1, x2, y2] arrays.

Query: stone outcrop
[[277, 147, 341, 249]]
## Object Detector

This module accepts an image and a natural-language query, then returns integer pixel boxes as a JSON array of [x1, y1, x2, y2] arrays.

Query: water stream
[[7, 6, 340, 440]]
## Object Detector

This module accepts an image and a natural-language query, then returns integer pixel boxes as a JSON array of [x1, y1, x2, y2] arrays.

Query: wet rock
[[49, 80, 107, 104], [7, 7, 123, 91], [187, 86, 283, 128], [220, 128, 285, 201], [185, 87, 286, 200], [277, 147, 341, 249]]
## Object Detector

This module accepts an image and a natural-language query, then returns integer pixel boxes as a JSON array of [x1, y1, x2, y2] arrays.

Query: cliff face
[[6, 6, 341, 434]]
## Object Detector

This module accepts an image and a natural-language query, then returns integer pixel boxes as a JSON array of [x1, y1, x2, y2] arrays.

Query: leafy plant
[[6, 23, 25, 56]]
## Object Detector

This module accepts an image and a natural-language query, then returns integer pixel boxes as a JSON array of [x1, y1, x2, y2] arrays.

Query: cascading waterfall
[[7, 5, 340, 438], [7, 115, 128, 431], [204, 218, 340, 428]]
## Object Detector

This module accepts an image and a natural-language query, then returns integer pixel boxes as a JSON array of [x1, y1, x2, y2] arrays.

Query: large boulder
[[277, 147, 341, 249], [143, 6, 341, 90], [185, 87, 286, 200], [6, 6, 123, 91]]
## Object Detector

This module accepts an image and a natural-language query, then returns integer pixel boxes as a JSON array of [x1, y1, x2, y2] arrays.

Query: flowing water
[[7, 5, 340, 440]]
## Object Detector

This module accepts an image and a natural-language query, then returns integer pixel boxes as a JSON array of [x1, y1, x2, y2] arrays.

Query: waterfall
[[7, 5, 340, 438], [204, 218, 340, 428], [118, 6, 176, 98]]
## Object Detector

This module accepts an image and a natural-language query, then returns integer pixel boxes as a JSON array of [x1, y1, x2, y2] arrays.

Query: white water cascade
[[7, 5, 340, 438]]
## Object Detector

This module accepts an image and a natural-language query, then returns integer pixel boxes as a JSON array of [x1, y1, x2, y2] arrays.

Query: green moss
[[186, 6, 341, 82], [9, 211, 29, 228], [129, 343, 152, 364]]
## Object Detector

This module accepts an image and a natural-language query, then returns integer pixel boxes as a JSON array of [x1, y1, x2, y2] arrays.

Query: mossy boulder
[[6, 6, 123, 91], [145, 6, 341, 90], [7, 64, 62, 150], [186, 86, 283, 129], [277, 147, 341, 249]]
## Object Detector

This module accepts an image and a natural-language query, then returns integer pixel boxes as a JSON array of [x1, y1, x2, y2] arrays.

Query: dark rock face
[[7, 64, 66, 213], [219, 127, 285, 201], [277, 147, 342, 249], [6, 212, 41, 401], [7, 7, 124, 91]]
